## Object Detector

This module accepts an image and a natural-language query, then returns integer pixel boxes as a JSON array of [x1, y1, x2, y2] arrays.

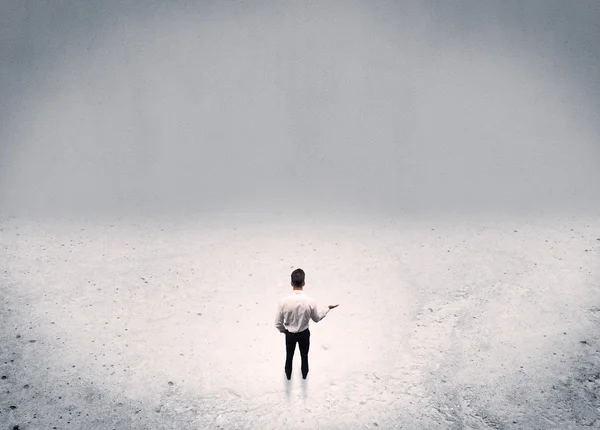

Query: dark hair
[[291, 268, 305, 287]]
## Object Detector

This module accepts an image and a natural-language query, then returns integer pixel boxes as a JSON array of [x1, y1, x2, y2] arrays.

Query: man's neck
[[293, 288, 303, 291]]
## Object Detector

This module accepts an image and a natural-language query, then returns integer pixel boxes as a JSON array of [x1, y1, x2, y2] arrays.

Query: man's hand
[[328, 304, 339, 309]]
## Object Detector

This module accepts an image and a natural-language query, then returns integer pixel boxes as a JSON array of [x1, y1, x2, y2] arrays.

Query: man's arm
[[275, 301, 286, 333], [310, 301, 330, 323]]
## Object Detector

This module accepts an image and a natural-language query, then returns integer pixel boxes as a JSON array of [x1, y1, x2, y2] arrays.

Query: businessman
[[275, 268, 339, 380]]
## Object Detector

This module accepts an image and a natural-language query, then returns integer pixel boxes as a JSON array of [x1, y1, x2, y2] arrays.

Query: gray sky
[[1, 0, 599, 218]]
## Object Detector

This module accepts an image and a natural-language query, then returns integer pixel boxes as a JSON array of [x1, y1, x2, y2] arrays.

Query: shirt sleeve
[[275, 301, 286, 332], [310, 301, 330, 323]]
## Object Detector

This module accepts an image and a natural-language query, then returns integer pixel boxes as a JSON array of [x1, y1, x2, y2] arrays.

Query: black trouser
[[284, 328, 310, 378]]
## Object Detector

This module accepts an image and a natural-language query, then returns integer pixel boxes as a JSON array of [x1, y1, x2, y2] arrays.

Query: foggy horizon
[[1, 1, 599, 220]]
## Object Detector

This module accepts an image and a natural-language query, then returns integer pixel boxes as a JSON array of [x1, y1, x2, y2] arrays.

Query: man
[[275, 268, 339, 380]]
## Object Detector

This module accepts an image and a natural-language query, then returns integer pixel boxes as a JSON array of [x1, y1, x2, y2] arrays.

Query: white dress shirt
[[275, 290, 330, 333]]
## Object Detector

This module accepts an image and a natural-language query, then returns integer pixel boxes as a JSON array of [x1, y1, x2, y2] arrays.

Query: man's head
[[291, 268, 305, 289]]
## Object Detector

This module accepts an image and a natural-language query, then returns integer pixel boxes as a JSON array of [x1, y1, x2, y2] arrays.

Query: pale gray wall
[[1, 1, 599, 218]]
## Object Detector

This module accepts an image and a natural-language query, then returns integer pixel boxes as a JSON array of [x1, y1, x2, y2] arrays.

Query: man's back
[[275, 290, 329, 334]]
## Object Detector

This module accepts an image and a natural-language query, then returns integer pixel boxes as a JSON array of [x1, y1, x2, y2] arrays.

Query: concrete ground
[[1, 211, 599, 429]]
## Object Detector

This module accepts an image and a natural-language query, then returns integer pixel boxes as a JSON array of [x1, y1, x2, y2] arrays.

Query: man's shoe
[[302, 372, 308, 380], [285, 371, 291, 381]]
